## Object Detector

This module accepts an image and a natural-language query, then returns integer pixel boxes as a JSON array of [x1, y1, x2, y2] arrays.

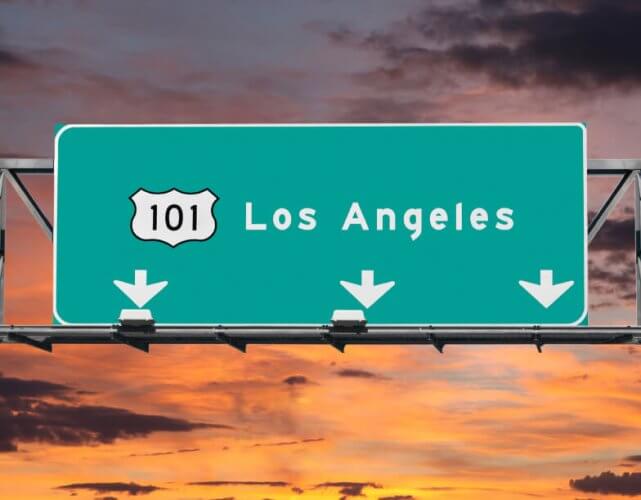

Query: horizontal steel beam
[[1, 158, 641, 175], [0, 158, 52, 174], [588, 159, 641, 175], [0, 326, 638, 352]]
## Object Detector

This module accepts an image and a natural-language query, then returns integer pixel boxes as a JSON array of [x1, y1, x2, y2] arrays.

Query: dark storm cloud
[[335, 369, 381, 379], [187, 481, 290, 487], [589, 215, 634, 252], [282, 375, 310, 385], [0, 401, 222, 452], [588, 257, 635, 305], [586, 211, 636, 304], [589, 262, 631, 287], [55, 482, 163, 496], [313, 481, 382, 498], [0, 48, 32, 69], [330, 0, 641, 91], [0, 373, 73, 400], [570, 470, 641, 495], [0, 373, 227, 452]]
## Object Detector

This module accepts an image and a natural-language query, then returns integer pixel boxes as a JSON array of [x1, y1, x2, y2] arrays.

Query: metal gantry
[[0, 158, 639, 353]]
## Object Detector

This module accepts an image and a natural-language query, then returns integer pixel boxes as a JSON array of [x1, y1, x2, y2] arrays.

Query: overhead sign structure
[[54, 124, 587, 326]]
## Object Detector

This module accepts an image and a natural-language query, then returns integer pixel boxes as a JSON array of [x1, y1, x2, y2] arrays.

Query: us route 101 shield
[[54, 124, 587, 325]]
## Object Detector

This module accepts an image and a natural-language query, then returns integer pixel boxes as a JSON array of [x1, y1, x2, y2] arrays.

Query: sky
[[2, 0, 641, 498]]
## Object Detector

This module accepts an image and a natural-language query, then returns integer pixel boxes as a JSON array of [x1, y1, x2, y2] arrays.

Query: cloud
[[330, 0, 641, 91], [0, 42, 307, 156], [282, 375, 310, 385], [313, 481, 382, 498], [0, 373, 227, 452], [129, 448, 200, 457], [0, 401, 222, 452], [187, 481, 290, 487], [0, 48, 32, 69], [335, 369, 381, 379], [75, 390, 98, 396], [55, 482, 163, 496], [589, 260, 633, 291], [0, 373, 73, 400], [420, 486, 544, 497], [251, 438, 324, 448], [570, 471, 641, 495], [626, 455, 641, 462], [589, 215, 634, 252], [205, 374, 321, 437], [333, 97, 428, 122], [379, 496, 415, 500], [587, 210, 636, 305]]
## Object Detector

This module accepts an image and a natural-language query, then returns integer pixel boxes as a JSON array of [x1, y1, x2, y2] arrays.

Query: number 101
[[151, 204, 198, 231]]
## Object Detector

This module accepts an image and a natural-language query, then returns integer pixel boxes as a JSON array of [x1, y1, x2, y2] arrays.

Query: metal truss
[[0, 158, 640, 353]]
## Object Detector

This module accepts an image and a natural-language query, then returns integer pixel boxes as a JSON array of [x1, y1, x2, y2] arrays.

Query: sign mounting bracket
[[213, 330, 247, 353], [320, 332, 346, 353], [7, 331, 52, 353]]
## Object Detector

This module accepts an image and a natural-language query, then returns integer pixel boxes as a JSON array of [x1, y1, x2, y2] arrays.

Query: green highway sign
[[54, 124, 587, 326]]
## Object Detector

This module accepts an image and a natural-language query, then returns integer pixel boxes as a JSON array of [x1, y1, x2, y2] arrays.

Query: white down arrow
[[340, 270, 395, 309], [113, 270, 168, 308], [518, 269, 574, 309]]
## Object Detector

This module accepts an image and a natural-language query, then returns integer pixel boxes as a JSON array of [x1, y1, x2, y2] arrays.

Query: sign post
[[54, 124, 586, 326]]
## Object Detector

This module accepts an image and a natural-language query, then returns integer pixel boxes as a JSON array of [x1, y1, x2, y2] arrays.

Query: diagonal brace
[[422, 328, 444, 353], [5, 169, 52, 240], [213, 331, 247, 352], [430, 334, 444, 353], [532, 333, 544, 353], [111, 331, 149, 352], [7, 332, 52, 352], [320, 332, 345, 353], [588, 171, 633, 244]]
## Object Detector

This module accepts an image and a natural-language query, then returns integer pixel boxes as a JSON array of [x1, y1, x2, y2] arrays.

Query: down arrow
[[113, 269, 168, 308], [518, 269, 574, 309], [340, 270, 395, 309]]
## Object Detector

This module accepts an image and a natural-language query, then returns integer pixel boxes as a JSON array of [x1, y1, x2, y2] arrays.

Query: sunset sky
[[2, 0, 641, 498]]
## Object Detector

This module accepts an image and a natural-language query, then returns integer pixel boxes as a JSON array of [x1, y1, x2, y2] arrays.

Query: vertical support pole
[[0, 170, 6, 325], [634, 171, 641, 325]]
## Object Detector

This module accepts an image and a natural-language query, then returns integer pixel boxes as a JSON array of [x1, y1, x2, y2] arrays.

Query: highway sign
[[54, 124, 586, 325]]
